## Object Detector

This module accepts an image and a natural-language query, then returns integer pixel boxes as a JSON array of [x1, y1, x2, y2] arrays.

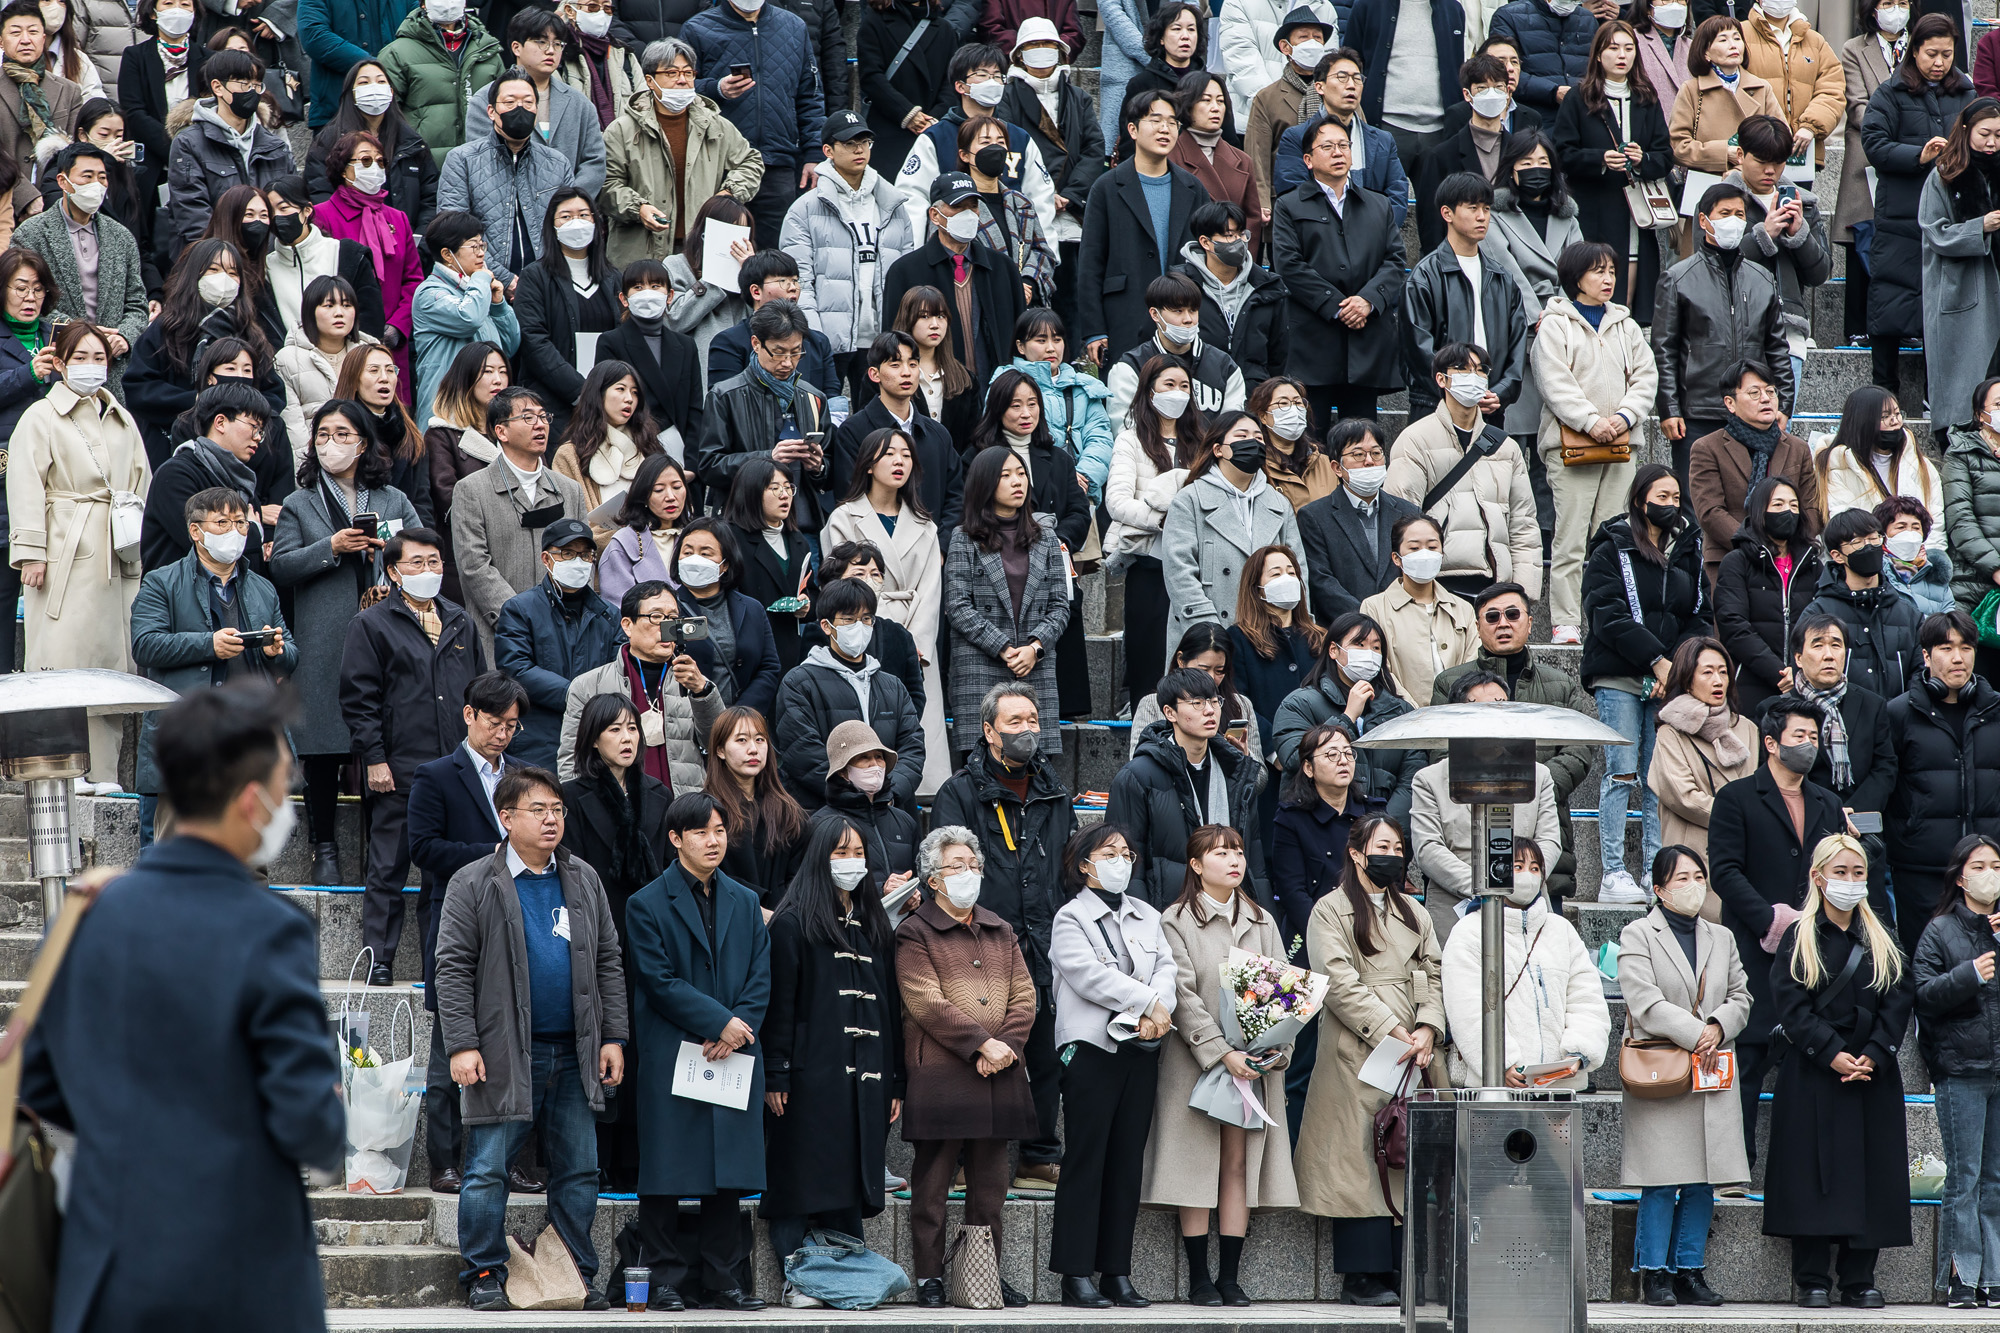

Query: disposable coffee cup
[[624, 1267, 649, 1312]]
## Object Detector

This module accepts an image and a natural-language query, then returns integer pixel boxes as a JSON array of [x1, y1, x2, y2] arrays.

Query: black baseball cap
[[929, 171, 979, 206], [823, 109, 872, 143], [541, 518, 595, 551]]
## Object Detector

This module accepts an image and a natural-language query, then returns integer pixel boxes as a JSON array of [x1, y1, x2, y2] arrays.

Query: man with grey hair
[[599, 35, 766, 268], [928, 680, 1073, 1189]]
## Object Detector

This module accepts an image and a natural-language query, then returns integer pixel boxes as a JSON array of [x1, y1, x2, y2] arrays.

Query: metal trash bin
[[1404, 1092, 1585, 1333]]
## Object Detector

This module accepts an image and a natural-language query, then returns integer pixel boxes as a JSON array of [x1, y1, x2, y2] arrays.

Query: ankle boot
[[1641, 1269, 1677, 1306], [312, 842, 341, 885], [1674, 1268, 1723, 1306]]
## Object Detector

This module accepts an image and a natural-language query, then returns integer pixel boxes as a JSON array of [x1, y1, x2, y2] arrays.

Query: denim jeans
[[1633, 1184, 1714, 1271], [1594, 687, 1660, 878], [1938, 1077, 2000, 1287], [457, 1039, 601, 1287], [767, 1208, 866, 1272]]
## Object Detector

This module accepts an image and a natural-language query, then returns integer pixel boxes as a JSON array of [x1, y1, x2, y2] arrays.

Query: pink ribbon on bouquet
[[1230, 1073, 1278, 1128]]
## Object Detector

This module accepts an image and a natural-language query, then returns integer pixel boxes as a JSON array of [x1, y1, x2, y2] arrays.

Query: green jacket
[[600, 89, 765, 269], [377, 10, 505, 167]]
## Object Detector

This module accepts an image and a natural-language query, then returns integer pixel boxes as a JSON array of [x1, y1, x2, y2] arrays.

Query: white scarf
[[588, 426, 641, 486], [431, 417, 499, 464]]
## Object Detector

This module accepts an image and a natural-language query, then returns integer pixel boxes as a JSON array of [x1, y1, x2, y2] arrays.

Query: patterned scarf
[[1724, 414, 1782, 488], [571, 23, 617, 128], [1793, 679, 1850, 790], [1285, 65, 1322, 123], [749, 356, 797, 409], [4, 61, 56, 142], [158, 36, 188, 81]]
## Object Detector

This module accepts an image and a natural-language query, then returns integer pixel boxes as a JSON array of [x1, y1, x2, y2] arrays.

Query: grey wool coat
[[449, 461, 586, 662], [942, 515, 1071, 756], [1159, 470, 1307, 649], [432, 845, 629, 1123], [1481, 185, 1586, 437], [1919, 169, 2000, 435], [267, 481, 420, 757], [1617, 906, 1753, 1187], [10, 206, 148, 404]]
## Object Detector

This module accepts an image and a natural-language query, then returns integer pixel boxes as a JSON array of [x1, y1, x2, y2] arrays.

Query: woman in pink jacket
[[311, 130, 424, 399]]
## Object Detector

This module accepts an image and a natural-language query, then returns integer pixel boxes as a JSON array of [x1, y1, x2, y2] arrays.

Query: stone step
[[320, 1246, 465, 1310]]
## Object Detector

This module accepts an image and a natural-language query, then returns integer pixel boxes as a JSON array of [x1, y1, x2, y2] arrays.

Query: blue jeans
[[1594, 687, 1660, 878], [457, 1039, 601, 1287], [1938, 1077, 2000, 1286], [1634, 1184, 1714, 1271]]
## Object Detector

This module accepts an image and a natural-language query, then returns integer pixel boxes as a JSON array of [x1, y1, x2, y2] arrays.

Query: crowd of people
[[15, 0, 2000, 1314]]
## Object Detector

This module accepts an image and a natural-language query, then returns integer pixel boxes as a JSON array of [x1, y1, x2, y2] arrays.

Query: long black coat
[[882, 234, 1028, 386], [1708, 766, 1849, 1035], [21, 836, 345, 1332], [1270, 178, 1406, 389], [929, 746, 1075, 984], [760, 909, 903, 1219], [515, 261, 625, 442], [855, 0, 958, 172], [1756, 683, 1897, 816], [727, 521, 816, 676], [560, 766, 672, 931], [1763, 914, 1914, 1247], [721, 803, 811, 907], [1296, 486, 1422, 620], [1551, 88, 1672, 324], [1862, 76, 1975, 341], [1106, 718, 1267, 908], [595, 318, 706, 456], [1914, 902, 2000, 1079], [1077, 160, 1212, 368], [1712, 530, 1824, 714], [337, 592, 485, 785], [1885, 674, 2000, 918], [119, 39, 209, 275]]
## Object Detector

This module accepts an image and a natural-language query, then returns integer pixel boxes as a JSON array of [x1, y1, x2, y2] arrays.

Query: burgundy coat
[[978, 0, 1082, 60], [894, 900, 1040, 1142]]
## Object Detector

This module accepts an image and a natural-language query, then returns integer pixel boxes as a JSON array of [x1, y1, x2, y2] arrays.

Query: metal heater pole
[[26, 775, 73, 928], [1472, 803, 1505, 1087]]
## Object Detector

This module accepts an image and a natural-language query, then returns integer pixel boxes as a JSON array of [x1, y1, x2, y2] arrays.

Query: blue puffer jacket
[[493, 578, 624, 771], [1000, 357, 1115, 499], [681, 1, 826, 172], [1486, 0, 1599, 112], [1273, 116, 1410, 227]]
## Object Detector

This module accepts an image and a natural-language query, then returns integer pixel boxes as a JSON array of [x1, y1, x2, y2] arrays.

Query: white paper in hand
[[573, 331, 600, 377], [1357, 1034, 1416, 1094], [671, 1039, 754, 1109], [702, 221, 752, 293]]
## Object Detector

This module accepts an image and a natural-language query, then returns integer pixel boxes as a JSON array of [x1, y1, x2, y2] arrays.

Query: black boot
[[1641, 1269, 1677, 1306], [312, 842, 340, 885], [1674, 1269, 1723, 1306], [1060, 1276, 1111, 1309], [1100, 1275, 1149, 1308]]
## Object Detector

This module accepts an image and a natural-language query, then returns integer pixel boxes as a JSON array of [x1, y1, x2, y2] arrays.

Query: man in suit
[[22, 682, 346, 1330], [881, 171, 1029, 386], [830, 330, 964, 544], [0, 1, 83, 217], [1269, 49, 1412, 228], [1077, 89, 1211, 370], [451, 385, 589, 662], [1296, 420, 1420, 620], [1707, 695, 1848, 1164], [13, 142, 150, 401], [407, 669, 531, 1194]]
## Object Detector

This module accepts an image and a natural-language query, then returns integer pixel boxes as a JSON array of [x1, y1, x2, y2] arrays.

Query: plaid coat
[[975, 185, 1057, 309], [942, 513, 1070, 755]]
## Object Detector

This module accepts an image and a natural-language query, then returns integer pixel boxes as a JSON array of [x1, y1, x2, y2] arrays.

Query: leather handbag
[[944, 1224, 1003, 1309], [1559, 422, 1634, 466], [1619, 959, 1707, 1099], [1372, 1059, 1420, 1224]]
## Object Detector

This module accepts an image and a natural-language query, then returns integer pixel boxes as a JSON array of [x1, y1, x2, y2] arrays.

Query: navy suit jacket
[[22, 836, 345, 1333], [408, 746, 521, 1007]]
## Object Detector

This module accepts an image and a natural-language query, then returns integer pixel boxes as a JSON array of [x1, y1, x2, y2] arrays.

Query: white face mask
[[1967, 869, 2000, 907], [155, 4, 195, 33], [202, 528, 248, 565], [63, 362, 108, 394], [734, 0, 763, 12], [830, 856, 869, 890], [351, 163, 388, 195], [833, 620, 874, 657], [198, 273, 240, 308], [1760, 0, 1795, 17], [1707, 215, 1747, 250], [1156, 319, 1198, 347], [654, 85, 697, 112], [1505, 871, 1543, 907], [1151, 388, 1191, 419], [575, 7, 613, 34], [1093, 856, 1133, 895], [1653, 0, 1687, 23], [627, 288, 669, 320], [1447, 372, 1488, 407], [64, 180, 105, 214], [677, 553, 722, 587], [1400, 549, 1444, 583], [555, 218, 596, 249], [942, 208, 981, 242], [1469, 87, 1509, 118], [400, 571, 444, 600], [1820, 876, 1868, 911], [1021, 46, 1060, 70], [352, 82, 395, 115], [1659, 879, 1707, 916], [1546, 0, 1578, 13], [1289, 38, 1326, 68], [966, 77, 1004, 106], [1269, 404, 1309, 440], [845, 763, 887, 794], [1261, 573, 1302, 609], [942, 869, 982, 909], [1876, 3, 1909, 31], [551, 557, 594, 589], [1886, 531, 1924, 561], [1345, 463, 1387, 497], [1342, 647, 1382, 681], [425, 0, 465, 21], [250, 784, 296, 868]]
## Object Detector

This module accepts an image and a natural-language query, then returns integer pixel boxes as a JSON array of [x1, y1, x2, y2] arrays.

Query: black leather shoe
[[427, 1167, 461, 1194], [1061, 1276, 1111, 1308], [1000, 1280, 1028, 1308], [1842, 1287, 1885, 1309], [1217, 1279, 1250, 1307], [1101, 1275, 1149, 1307], [1641, 1269, 1676, 1306], [647, 1286, 685, 1312], [1796, 1286, 1831, 1308], [1187, 1279, 1223, 1306], [582, 1289, 610, 1311], [312, 842, 341, 885], [1339, 1273, 1398, 1306], [506, 1166, 545, 1194], [708, 1287, 766, 1311], [915, 1279, 945, 1308], [1674, 1268, 1723, 1306], [367, 962, 392, 987], [466, 1271, 508, 1311]]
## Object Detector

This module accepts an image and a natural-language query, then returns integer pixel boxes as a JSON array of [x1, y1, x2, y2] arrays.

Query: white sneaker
[[1552, 625, 1582, 645], [783, 1284, 824, 1309], [1598, 870, 1650, 905]]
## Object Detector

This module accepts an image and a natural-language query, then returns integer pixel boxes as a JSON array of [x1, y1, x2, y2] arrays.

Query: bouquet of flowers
[[1188, 949, 1329, 1129]]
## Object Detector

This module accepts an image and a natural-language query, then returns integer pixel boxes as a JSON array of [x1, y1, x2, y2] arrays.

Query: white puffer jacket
[[1441, 893, 1610, 1090], [1214, 0, 1339, 123], [274, 326, 382, 448]]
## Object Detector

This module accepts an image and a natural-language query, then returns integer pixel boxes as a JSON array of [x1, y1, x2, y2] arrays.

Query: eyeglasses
[[395, 556, 445, 573], [228, 415, 267, 440], [505, 410, 551, 426], [1324, 70, 1363, 85], [1312, 744, 1355, 763], [1340, 448, 1387, 466], [632, 610, 682, 625], [200, 517, 252, 533], [522, 34, 566, 49], [220, 79, 260, 94], [478, 715, 523, 734], [766, 480, 796, 496], [757, 343, 805, 364], [5, 279, 44, 298], [1482, 606, 1523, 625], [1134, 112, 1178, 128], [937, 859, 980, 875], [314, 428, 362, 446], [1092, 850, 1137, 864], [507, 802, 566, 820]]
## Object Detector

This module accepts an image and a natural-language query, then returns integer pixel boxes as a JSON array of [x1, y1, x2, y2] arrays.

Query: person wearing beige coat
[[1358, 574, 1480, 709], [1381, 400, 1543, 602], [1669, 67, 1788, 172], [7, 370, 153, 785], [1649, 691, 1759, 908], [275, 325, 383, 450], [599, 84, 766, 270], [1742, 8, 1847, 164]]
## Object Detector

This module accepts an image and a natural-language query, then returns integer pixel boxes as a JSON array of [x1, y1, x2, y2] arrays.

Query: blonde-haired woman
[[8, 322, 152, 791], [1763, 833, 1913, 1309]]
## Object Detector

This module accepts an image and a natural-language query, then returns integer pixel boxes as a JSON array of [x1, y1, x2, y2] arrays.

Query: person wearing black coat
[[808, 754, 922, 890], [513, 211, 624, 445], [774, 594, 929, 811], [727, 516, 816, 676], [595, 300, 706, 459], [124, 313, 289, 472], [119, 34, 209, 275], [1296, 446, 1423, 620], [1712, 508, 1825, 716], [1076, 140, 1211, 370], [695, 310, 836, 533], [801, 615, 927, 717], [1803, 514, 1924, 705], [1107, 682, 1268, 909], [1487, 0, 1599, 113], [1171, 225, 1290, 394], [855, 0, 960, 174], [1401, 200, 1531, 417], [1707, 700, 1850, 1164], [707, 316, 840, 397], [0, 292, 49, 672], [996, 59, 1103, 335], [1343, 0, 1466, 159], [492, 562, 625, 772], [1763, 890, 1915, 1306], [1578, 507, 1708, 688], [883, 223, 1029, 388], [672, 549, 787, 723], [1550, 66, 1672, 324]]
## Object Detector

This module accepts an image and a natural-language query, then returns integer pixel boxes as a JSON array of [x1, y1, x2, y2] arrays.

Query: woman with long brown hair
[[1557, 18, 1674, 320], [1231, 542, 1322, 847], [552, 359, 662, 543], [1919, 96, 2000, 431], [1106, 354, 1203, 708], [1248, 376, 1333, 511], [893, 284, 978, 442], [706, 705, 808, 907], [332, 341, 432, 523]]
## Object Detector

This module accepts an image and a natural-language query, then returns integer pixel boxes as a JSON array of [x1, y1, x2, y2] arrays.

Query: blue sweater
[[514, 864, 575, 1039]]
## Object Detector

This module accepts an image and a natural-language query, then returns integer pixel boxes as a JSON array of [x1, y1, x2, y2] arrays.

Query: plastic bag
[[1911, 1152, 1947, 1201], [344, 999, 420, 1194]]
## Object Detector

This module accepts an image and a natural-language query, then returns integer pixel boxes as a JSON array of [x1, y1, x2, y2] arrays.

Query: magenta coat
[[316, 185, 425, 395]]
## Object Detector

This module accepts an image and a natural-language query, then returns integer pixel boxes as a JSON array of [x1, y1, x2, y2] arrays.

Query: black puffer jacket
[[1915, 902, 2000, 1078], [1885, 674, 2000, 886], [1712, 528, 1823, 714], [1802, 570, 1924, 704], [809, 778, 919, 891], [1579, 513, 1706, 687], [773, 649, 927, 811], [929, 746, 1076, 984], [1269, 670, 1421, 824], [1106, 719, 1266, 909], [1861, 76, 1975, 343]]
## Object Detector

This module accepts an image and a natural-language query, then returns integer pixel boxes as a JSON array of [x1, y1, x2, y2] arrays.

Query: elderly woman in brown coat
[[1618, 844, 1752, 1307], [1297, 814, 1446, 1308], [1142, 825, 1299, 1307], [895, 824, 1040, 1309]]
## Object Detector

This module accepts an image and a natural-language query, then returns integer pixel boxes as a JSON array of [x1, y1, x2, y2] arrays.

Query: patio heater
[[1356, 701, 1625, 1333]]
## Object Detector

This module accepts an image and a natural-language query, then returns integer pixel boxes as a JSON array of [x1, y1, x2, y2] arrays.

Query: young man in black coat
[[1296, 419, 1421, 618], [806, 540, 928, 712], [595, 262, 706, 473], [1402, 170, 1529, 418], [880, 171, 1028, 386], [1171, 199, 1290, 398], [140, 380, 275, 576], [773, 578, 927, 811], [1804, 508, 1923, 704], [829, 330, 965, 545], [1707, 695, 1848, 1163], [1410, 53, 1513, 255]]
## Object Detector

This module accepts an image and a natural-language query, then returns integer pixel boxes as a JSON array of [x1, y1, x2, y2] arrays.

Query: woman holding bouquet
[[1296, 814, 1446, 1307], [1142, 825, 1299, 1306]]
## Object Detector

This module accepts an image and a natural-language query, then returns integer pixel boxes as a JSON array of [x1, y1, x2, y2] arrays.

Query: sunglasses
[[1482, 606, 1524, 625]]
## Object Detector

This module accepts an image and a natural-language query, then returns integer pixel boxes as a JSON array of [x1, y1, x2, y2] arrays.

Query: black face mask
[[972, 143, 1009, 178], [226, 87, 262, 121], [1226, 437, 1266, 472], [239, 220, 270, 254], [1644, 501, 1681, 532], [1364, 853, 1407, 886], [1516, 166, 1553, 195], [1764, 509, 1800, 540], [271, 212, 305, 245], [1878, 427, 1904, 452], [498, 106, 537, 141], [998, 729, 1039, 765], [1845, 542, 1885, 577]]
